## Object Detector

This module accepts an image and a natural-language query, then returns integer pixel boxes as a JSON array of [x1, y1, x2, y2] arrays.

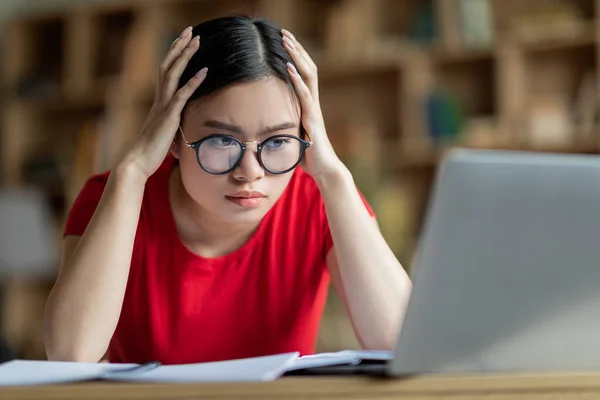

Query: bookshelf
[[3, 0, 600, 357], [3, 0, 600, 270]]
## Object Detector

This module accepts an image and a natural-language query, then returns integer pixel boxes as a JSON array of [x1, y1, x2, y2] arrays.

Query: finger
[[160, 27, 193, 74], [282, 34, 318, 97], [286, 62, 314, 117], [282, 29, 318, 74], [162, 35, 200, 103], [168, 67, 208, 116], [282, 37, 313, 87], [156, 27, 193, 98]]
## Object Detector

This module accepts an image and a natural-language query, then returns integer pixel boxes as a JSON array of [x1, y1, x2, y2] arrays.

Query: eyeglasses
[[179, 127, 312, 175]]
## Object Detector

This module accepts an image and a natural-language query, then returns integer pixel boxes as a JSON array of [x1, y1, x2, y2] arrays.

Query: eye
[[264, 137, 291, 149], [205, 135, 237, 148]]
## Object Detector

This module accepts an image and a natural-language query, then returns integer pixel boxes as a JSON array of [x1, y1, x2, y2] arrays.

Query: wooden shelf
[[428, 46, 497, 64], [317, 57, 402, 81], [394, 139, 600, 170], [518, 24, 597, 53]]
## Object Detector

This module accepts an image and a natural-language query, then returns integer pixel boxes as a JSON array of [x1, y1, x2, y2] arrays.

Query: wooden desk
[[3, 373, 600, 400]]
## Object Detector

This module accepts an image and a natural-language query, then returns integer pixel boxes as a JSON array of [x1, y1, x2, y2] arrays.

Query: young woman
[[44, 16, 412, 364]]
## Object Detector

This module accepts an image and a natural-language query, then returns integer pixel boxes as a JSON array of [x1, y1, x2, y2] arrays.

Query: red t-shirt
[[64, 155, 375, 365]]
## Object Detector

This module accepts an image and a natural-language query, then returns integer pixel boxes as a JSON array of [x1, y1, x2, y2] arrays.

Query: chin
[[220, 200, 271, 225]]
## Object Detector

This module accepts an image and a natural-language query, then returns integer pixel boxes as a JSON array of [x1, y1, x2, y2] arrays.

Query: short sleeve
[[322, 187, 376, 256], [63, 172, 109, 237]]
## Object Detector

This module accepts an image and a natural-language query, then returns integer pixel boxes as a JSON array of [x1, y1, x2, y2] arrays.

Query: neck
[[169, 167, 259, 258]]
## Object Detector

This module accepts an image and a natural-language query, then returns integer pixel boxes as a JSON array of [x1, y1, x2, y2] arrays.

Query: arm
[[44, 165, 147, 362], [44, 28, 205, 362], [281, 29, 412, 350], [318, 168, 412, 350]]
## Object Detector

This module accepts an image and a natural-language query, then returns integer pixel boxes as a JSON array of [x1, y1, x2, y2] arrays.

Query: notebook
[[0, 350, 392, 386]]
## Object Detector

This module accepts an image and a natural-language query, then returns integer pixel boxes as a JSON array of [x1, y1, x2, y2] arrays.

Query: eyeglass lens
[[197, 136, 303, 174]]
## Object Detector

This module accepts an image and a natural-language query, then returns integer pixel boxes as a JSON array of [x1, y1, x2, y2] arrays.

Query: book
[[459, 0, 494, 49], [0, 350, 393, 386], [424, 90, 465, 143]]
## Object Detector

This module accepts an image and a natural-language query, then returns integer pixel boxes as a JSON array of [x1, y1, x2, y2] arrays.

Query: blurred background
[[1, 0, 599, 360]]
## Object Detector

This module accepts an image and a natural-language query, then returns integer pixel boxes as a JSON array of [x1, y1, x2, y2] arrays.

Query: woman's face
[[175, 77, 301, 225]]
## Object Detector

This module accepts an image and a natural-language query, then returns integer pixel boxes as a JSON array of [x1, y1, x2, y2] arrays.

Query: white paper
[[112, 352, 299, 383], [286, 350, 394, 372], [2, 351, 389, 386], [0, 360, 139, 386], [286, 351, 361, 371]]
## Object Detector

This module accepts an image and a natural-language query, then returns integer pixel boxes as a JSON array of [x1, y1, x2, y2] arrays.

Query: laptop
[[290, 149, 600, 376]]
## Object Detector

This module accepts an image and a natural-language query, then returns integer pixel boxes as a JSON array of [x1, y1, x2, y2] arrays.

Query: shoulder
[[78, 169, 110, 196], [276, 167, 324, 213], [63, 170, 109, 237], [268, 167, 328, 242], [63, 156, 174, 237], [76, 156, 175, 200], [67, 168, 111, 216], [285, 166, 321, 199]]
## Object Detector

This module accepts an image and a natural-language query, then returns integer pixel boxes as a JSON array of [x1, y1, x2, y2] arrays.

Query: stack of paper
[[0, 350, 393, 386], [0, 353, 298, 386]]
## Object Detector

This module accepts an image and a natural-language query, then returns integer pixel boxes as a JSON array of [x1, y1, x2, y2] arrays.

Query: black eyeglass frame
[[179, 126, 312, 175]]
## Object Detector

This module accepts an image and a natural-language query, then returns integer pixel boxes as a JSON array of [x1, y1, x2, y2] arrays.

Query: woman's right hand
[[121, 26, 207, 180]]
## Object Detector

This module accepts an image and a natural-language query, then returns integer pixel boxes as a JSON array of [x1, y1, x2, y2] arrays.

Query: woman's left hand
[[281, 29, 346, 181]]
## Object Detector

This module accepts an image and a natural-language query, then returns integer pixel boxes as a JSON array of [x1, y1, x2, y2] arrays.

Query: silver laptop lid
[[389, 149, 600, 375]]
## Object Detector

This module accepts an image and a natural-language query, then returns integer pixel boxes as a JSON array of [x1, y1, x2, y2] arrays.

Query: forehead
[[185, 78, 299, 129]]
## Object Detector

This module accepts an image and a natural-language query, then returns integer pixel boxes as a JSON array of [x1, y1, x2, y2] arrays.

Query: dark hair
[[178, 15, 300, 121]]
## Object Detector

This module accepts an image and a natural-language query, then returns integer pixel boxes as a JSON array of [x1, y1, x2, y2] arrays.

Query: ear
[[170, 137, 181, 160]]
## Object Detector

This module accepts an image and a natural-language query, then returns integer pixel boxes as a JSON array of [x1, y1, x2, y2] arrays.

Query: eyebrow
[[203, 119, 297, 135]]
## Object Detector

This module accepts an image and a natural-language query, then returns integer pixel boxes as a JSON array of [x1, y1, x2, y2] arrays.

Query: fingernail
[[283, 36, 295, 50], [195, 67, 208, 79], [186, 35, 200, 48], [180, 26, 192, 39], [287, 62, 297, 75], [282, 29, 296, 41]]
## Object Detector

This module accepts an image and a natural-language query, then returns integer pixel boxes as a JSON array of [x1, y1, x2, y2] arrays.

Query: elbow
[[378, 333, 398, 352], [48, 353, 103, 363], [44, 302, 105, 363], [358, 331, 398, 352], [357, 309, 407, 351], [356, 276, 413, 352], [47, 352, 102, 363], [45, 338, 105, 363], [356, 319, 400, 351]]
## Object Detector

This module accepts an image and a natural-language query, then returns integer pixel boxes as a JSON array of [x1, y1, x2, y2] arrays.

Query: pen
[[124, 361, 162, 374], [102, 361, 162, 379]]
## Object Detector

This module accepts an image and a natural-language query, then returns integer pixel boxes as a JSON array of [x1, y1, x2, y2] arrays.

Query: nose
[[231, 142, 264, 182]]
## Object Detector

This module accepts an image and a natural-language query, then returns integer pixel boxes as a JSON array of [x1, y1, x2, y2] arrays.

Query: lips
[[227, 191, 266, 199], [225, 191, 266, 208]]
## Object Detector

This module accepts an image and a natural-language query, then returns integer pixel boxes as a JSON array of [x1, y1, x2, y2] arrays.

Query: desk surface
[[3, 372, 600, 400]]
